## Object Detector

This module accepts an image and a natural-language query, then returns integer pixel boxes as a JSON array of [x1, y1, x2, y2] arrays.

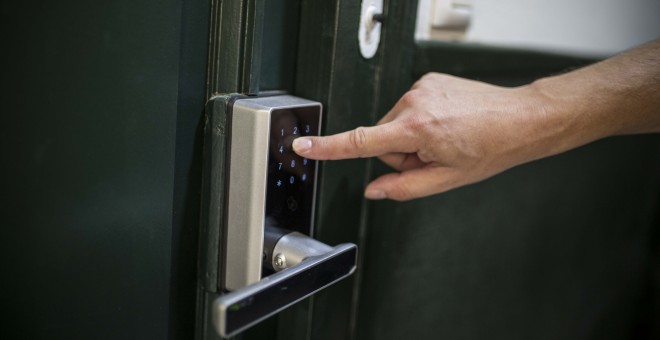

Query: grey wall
[[416, 0, 660, 56]]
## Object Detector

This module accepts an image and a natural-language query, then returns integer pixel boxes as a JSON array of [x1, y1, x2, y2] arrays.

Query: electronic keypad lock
[[214, 95, 357, 337]]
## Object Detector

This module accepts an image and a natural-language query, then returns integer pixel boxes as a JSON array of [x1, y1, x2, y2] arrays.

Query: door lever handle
[[213, 230, 357, 338]]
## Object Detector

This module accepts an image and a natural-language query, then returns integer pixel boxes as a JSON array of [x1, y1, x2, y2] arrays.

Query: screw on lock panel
[[274, 253, 286, 269]]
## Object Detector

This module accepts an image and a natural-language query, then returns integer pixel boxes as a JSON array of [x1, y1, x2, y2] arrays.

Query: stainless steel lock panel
[[216, 94, 357, 338], [224, 101, 271, 291], [224, 95, 322, 291]]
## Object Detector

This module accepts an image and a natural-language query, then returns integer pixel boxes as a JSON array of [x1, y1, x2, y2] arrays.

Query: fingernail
[[292, 137, 312, 154], [365, 189, 386, 200]]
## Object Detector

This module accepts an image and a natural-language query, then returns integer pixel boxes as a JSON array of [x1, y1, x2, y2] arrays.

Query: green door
[[2, 0, 210, 338], [198, 0, 659, 339], [4, 0, 658, 339]]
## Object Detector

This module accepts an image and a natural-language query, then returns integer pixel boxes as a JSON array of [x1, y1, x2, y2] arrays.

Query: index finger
[[292, 121, 417, 160]]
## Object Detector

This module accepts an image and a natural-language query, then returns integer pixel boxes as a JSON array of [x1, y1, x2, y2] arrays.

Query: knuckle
[[421, 72, 440, 81], [422, 72, 451, 83], [412, 73, 434, 89], [348, 126, 369, 156], [399, 90, 422, 107], [436, 73, 452, 81], [431, 72, 452, 81]]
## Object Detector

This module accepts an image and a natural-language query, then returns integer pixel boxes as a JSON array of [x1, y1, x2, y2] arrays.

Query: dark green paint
[[259, 0, 301, 92], [207, 0, 264, 97], [359, 136, 660, 340], [197, 96, 234, 295], [413, 41, 598, 86], [1, 0, 210, 338], [5, 0, 656, 338], [354, 4, 660, 340], [195, 95, 235, 340], [199, 0, 659, 339], [171, 0, 213, 337], [295, 0, 383, 338], [199, 0, 380, 338]]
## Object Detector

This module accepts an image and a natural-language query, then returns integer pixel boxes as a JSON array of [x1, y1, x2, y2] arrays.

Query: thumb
[[292, 122, 416, 160], [364, 167, 460, 201]]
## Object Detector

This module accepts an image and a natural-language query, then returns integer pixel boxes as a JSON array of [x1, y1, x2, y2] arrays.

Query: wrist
[[522, 75, 617, 158], [498, 81, 576, 166]]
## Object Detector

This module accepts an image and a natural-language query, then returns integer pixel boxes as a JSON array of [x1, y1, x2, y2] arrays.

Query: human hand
[[292, 73, 554, 201], [291, 41, 660, 201]]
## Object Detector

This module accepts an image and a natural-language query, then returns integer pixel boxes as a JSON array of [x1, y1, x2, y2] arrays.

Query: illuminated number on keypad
[[281, 128, 284, 137], [278, 162, 282, 170], [279, 145, 284, 154], [291, 159, 295, 168], [293, 126, 298, 135], [305, 124, 310, 134], [289, 176, 295, 184], [303, 158, 308, 166], [302, 173, 307, 182]]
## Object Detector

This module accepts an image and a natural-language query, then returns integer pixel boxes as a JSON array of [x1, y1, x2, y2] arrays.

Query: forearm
[[525, 39, 660, 159]]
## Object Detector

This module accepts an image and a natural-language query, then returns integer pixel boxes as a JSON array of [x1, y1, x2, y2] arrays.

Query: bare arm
[[293, 39, 660, 201]]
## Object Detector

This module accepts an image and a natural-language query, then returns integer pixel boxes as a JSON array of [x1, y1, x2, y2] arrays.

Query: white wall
[[417, 0, 660, 57]]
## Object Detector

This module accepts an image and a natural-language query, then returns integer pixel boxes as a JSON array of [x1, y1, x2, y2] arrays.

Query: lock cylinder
[[263, 227, 333, 272]]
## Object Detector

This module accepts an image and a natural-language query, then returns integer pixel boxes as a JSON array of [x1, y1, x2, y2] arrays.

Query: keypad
[[265, 107, 320, 232], [272, 121, 314, 191]]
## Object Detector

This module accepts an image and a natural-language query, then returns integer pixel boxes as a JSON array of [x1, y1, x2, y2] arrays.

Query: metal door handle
[[213, 229, 357, 338]]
